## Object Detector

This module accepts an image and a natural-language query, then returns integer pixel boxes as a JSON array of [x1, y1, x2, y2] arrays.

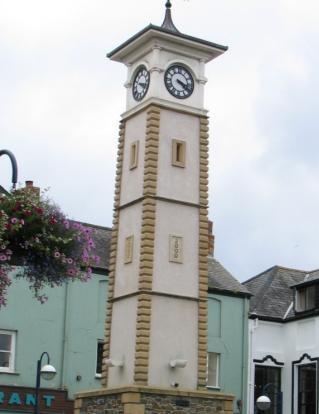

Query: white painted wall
[[108, 297, 137, 387], [157, 109, 200, 205], [124, 40, 208, 111], [152, 200, 199, 297], [248, 317, 319, 414], [114, 202, 142, 297], [148, 295, 198, 389], [120, 111, 146, 206]]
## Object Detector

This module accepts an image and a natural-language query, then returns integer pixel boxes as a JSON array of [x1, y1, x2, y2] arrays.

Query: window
[[296, 285, 319, 312], [207, 352, 220, 388], [254, 365, 282, 414], [96, 340, 104, 377], [0, 330, 16, 372], [129, 141, 139, 170], [172, 139, 186, 167], [298, 363, 316, 414]]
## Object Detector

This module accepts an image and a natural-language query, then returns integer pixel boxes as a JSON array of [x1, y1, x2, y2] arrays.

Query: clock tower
[[75, 3, 234, 413]]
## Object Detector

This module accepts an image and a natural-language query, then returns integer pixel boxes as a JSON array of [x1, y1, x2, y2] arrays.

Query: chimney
[[24, 180, 40, 197], [208, 220, 215, 257]]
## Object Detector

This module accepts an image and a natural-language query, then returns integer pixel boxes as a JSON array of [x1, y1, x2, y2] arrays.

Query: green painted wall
[[0, 269, 107, 398], [207, 292, 250, 414], [1, 273, 249, 412]]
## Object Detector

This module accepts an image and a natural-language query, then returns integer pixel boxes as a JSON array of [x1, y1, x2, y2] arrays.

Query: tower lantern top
[[107, 2, 227, 63], [161, 0, 179, 33]]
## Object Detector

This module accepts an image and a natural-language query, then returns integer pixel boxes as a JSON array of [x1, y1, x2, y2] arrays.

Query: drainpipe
[[60, 281, 70, 389], [249, 312, 258, 414]]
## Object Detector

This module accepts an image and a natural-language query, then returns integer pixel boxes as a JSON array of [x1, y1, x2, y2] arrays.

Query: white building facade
[[245, 266, 319, 414]]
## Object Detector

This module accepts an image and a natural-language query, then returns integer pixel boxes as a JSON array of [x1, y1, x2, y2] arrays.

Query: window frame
[[95, 339, 104, 378], [0, 330, 16, 373], [206, 352, 220, 389], [129, 141, 139, 170], [172, 139, 186, 168]]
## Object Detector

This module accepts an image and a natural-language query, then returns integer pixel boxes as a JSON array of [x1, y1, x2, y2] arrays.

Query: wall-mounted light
[[169, 359, 187, 368], [104, 358, 124, 367]]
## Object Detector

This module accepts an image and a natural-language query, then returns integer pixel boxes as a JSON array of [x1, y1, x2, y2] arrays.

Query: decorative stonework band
[[134, 105, 160, 385], [197, 116, 210, 389], [102, 120, 126, 387]]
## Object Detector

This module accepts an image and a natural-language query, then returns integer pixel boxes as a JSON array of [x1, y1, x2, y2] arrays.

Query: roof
[[208, 257, 251, 297], [108, 2, 227, 62], [243, 266, 319, 321], [107, 24, 228, 60], [82, 223, 112, 272]]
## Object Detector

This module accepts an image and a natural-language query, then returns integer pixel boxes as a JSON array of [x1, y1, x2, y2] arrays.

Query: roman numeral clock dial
[[164, 64, 194, 99], [132, 66, 150, 101]]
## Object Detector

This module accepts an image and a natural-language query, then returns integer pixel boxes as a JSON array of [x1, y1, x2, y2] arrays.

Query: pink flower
[[63, 220, 70, 229], [54, 252, 61, 258], [67, 258, 73, 264], [67, 268, 76, 276], [11, 217, 18, 224], [20, 219, 25, 225], [0, 254, 7, 261]]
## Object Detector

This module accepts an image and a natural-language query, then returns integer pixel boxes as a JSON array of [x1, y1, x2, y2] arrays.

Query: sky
[[1, 0, 319, 282]]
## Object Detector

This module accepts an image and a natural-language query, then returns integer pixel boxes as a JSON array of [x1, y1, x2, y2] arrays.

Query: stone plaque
[[169, 235, 183, 263], [124, 235, 134, 264]]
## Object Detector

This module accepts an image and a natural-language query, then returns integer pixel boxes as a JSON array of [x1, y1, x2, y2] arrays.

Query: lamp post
[[0, 149, 18, 190], [34, 352, 56, 414]]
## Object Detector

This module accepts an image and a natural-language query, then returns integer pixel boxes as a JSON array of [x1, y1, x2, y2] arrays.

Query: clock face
[[132, 66, 150, 101], [164, 65, 194, 99]]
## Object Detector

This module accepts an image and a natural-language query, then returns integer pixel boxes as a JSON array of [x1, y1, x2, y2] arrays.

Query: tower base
[[74, 385, 234, 414]]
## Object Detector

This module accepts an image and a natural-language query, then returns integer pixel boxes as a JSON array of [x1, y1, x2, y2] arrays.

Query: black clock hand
[[176, 78, 191, 91], [138, 82, 146, 87]]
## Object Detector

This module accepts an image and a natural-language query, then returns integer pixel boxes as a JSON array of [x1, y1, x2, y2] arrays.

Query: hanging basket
[[0, 187, 99, 307]]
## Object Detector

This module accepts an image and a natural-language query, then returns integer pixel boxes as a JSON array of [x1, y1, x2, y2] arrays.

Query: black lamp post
[[34, 352, 57, 414], [0, 149, 18, 190]]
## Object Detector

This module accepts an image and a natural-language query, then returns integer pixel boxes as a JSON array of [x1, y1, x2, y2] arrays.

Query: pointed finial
[[161, 0, 179, 32]]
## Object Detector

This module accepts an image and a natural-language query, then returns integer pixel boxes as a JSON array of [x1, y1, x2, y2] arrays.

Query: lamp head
[[41, 364, 57, 381], [256, 395, 271, 411]]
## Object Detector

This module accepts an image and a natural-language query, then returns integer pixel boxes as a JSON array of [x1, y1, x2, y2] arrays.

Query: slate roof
[[86, 225, 249, 297], [243, 266, 319, 321], [82, 223, 112, 272], [208, 256, 251, 297]]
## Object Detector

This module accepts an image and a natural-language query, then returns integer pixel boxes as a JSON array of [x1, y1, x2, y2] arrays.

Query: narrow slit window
[[206, 352, 220, 388], [129, 141, 139, 170], [172, 139, 186, 167]]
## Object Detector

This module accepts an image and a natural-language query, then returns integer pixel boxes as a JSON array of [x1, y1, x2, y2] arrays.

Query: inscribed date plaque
[[169, 235, 183, 263]]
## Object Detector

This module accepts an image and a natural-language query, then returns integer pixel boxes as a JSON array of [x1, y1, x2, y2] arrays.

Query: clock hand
[[176, 78, 191, 91], [138, 82, 146, 87]]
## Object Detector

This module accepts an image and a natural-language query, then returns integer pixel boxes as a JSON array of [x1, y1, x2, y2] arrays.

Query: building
[[0, 223, 250, 413], [244, 265, 319, 414], [0, 223, 110, 414]]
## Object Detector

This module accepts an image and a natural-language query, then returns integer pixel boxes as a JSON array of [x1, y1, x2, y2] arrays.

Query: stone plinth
[[74, 386, 234, 414]]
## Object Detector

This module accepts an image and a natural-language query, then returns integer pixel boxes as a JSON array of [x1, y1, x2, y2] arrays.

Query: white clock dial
[[132, 66, 150, 101], [164, 65, 194, 99]]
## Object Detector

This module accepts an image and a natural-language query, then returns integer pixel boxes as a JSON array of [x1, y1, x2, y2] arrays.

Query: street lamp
[[34, 352, 56, 414], [0, 149, 18, 190]]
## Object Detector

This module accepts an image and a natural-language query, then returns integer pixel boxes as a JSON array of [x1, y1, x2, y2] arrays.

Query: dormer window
[[295, 284, 319, 312]]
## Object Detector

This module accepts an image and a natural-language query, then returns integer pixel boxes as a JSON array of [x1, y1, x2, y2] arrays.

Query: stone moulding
[[197, 116, 210, 389], [102, 120, 126, 387], [134, 105, 160, 385], [74, 385, 234, 414]]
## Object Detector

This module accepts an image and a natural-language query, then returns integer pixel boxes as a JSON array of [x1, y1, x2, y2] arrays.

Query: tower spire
[[161, 0, 179, 33]]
